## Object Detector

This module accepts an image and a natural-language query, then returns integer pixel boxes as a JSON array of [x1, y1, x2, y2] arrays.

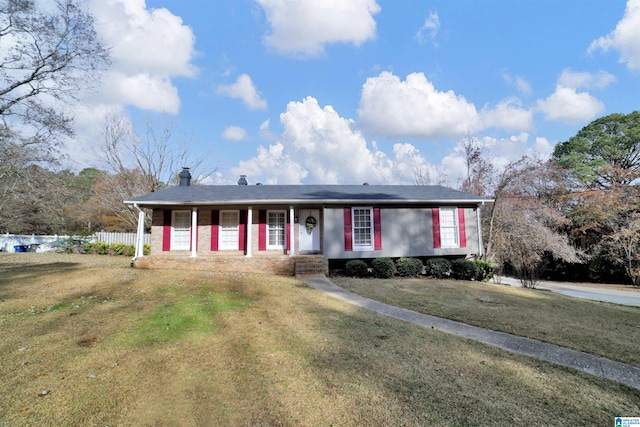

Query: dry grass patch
[[0, 253, 639, 426], [332, 276, 640, 366]]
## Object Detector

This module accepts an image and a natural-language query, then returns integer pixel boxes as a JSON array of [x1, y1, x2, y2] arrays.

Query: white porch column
[[134, 206, 146, 259], [289, 206, 295, 256], [246, 206, 253, 257], [476, 206, 483, 258], [190, 207, 198, 258]]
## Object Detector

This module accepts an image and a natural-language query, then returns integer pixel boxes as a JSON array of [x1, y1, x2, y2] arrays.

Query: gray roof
[[125, 184, 492, 207]]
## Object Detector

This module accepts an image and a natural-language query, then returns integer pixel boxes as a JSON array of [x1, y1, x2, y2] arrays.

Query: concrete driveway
[[494, 277, 640, 307]]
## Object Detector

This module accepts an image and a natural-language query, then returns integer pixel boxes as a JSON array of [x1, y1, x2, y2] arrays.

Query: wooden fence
[[0, 232, 150, 252]]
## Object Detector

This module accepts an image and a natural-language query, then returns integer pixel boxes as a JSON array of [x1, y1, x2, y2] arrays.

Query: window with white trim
[[439, 207, 459, 248], [352, 207, 373, 250], [219, 210, 239, 250], [171, 210, 191, 250], [267, 210, 286, 249]]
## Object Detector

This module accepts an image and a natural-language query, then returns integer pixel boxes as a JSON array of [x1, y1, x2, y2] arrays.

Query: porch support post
[[476, 205, 483, 258], [289, 206, 295, 257], [190, 207, 198, 258], [133, 203, 145, 260], [246, 206, 253, 257]]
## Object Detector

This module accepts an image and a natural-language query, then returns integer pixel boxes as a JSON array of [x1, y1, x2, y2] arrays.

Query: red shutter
[[373, 208, 382, 250], [162, 210, 171, 251], [286, 211, 291, 251], [211, 210, 219, 251], [258, 210, 267, 251], [344, 208, 353, 251], [458, 208, 467, 248], [432, 208, 441, 249], [239, 210, 247, 252]]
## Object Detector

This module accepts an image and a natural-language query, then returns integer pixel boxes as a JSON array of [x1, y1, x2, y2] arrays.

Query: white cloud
[[557, 69, 616, 89], [440, 133, 552, 186], [232, 143, 308, 184], [101, 72, 181, 113], [216, 74, 268, 110], [358, 72, 535, 139], [222, 126, 248, 141], [479, 98, 533, 132], [503, 73, 532, 96], [233, 97, 435, 184], [257, 0, 380, 57], [89, 0, 197, 113], [259, 119, 277, 141], [536, 86, 604, 123], [415, 11, 440, 46], [358, 72, 479, 138], [588, 0, 640, 70]]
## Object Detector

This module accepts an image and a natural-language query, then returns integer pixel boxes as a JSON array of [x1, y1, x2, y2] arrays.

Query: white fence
[[0, 232, 151, 252]]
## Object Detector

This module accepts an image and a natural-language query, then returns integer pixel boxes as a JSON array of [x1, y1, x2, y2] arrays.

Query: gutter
[[124, 198, 495, 207]]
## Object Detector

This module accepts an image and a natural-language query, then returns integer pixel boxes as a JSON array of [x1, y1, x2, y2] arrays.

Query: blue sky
[[67, 0, 639, 186]]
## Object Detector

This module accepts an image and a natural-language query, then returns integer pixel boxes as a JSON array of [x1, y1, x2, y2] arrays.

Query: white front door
[[171, 210, 191, 250], [299, 209, 320, 253]]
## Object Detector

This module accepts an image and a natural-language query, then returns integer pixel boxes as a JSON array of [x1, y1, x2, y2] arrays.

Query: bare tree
[[89, 112, 217, 231], [0, 0, 109, 223], [0, 0, 109, 141], [486, 157, 582, 287], [459, 136, 494, 196]]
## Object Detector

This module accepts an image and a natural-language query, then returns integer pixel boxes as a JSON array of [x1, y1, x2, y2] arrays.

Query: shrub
[[426, 258, 451, 279], [451, 259, 481, 281], [372, 257, 396, 279], [473, 259, 494, 282], [395, 257, 424, 277], [143, 243, 151, 256], [345, 260, 369, 278]]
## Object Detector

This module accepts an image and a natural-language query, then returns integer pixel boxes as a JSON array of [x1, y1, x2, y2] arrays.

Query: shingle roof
[[125, 184, 492, 207]]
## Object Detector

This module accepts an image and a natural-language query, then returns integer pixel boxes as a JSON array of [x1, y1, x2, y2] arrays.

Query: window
[[267, 210, 286, 249], [171, 210, 191, 251], [352, 208, 373, 250], [439, 207, 459, 248], [219, 210, 239, 250]]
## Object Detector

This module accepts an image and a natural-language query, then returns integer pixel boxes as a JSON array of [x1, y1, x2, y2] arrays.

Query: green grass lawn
[[1, 253, 638, 426], [332, 276, 640, 366]]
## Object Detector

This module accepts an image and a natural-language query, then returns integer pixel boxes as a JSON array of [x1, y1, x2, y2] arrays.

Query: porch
[[133, 253, 328, 276]]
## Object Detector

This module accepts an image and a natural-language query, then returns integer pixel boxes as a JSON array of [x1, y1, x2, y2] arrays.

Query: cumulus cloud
[[536, 70, 609, 123], [357, 72, 532, 139], [415, 11, 440, 46], [479, 98, 533, 132], [100, 72, 181, 114], [257, 0, 380, 57], [216, 74, 268, 110], [232, 97, 435, 184], [588, 0, 640, 70], [358, 72, 479, 138], [89, 0, 197, 113], [222, 126, 248, 141]]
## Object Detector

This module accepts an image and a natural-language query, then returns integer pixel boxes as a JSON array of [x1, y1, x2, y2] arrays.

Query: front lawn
[[1, 253, 638, 426], [332, 276, 640, 366]]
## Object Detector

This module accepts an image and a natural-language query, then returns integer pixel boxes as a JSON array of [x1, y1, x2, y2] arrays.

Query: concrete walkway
[[302, 275, 640, 391]]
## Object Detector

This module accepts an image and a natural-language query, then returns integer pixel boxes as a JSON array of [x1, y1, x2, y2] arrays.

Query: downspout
[[132, 203, 146, 264]]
